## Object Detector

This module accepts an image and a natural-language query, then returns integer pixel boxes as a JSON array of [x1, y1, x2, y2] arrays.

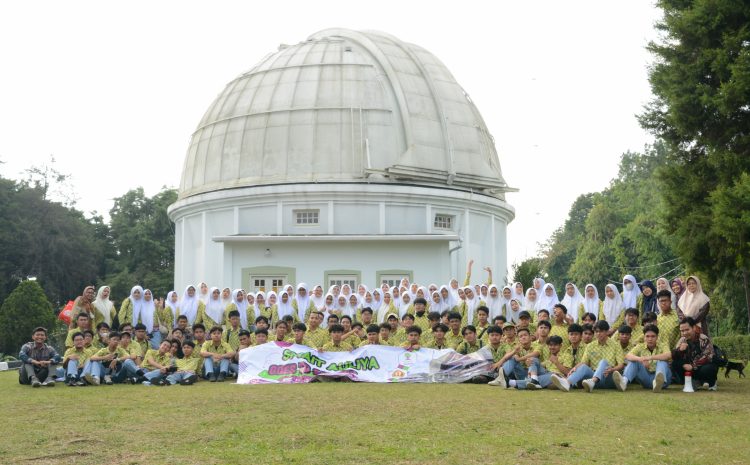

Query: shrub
[[0, 280, 55, 354], [713, 335, 750, 362]]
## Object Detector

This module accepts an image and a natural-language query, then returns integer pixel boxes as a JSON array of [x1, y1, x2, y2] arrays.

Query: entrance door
[[250, 276, 286, 293]]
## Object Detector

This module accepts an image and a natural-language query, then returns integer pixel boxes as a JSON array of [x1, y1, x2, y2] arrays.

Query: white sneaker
[[708, 384, 718, 391], [653, 371, 665, 392], [613, 371, 627, 392], [526, 379, 541, 390], [702, 382, 710, 390], [92, 376, 100, 386], [582, 378, 595, 393], [104, 375, 113, 385], [488, 375, 507, 388], [550, 374, 570, 392]]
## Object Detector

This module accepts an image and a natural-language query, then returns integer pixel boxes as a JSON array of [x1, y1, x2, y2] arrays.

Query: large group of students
[[18, 261, 720, 392]]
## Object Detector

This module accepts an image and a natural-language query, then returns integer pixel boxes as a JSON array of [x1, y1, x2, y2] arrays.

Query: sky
[[0, 0, 660, 270]]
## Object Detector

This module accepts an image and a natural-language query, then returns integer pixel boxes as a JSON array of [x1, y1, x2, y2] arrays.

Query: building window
[[295, 209, 319, 225], [434, 214, 454, 230], [380, 275, 404, 289], [328, 275, 357, 289], [251, 276, 286, 293]]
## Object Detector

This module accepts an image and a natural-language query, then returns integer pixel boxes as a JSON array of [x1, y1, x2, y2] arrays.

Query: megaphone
[[683, 371, 694, 393]]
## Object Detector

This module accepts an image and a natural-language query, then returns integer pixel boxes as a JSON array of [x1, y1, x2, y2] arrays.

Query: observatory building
[[168, 28, 514, 293]]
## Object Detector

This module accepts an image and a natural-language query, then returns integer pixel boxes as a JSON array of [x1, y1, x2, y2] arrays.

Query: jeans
[[149, 331, 162, 350], [66, 360, 83, 379], [519, 358, 555, 388], [203, 357, 229, 377], [144, 369, 166, 383], [567, 360, 617, 389], [166, 371, 195, 385], [623, 361, 671, 389], [111, 359, 140, 383]]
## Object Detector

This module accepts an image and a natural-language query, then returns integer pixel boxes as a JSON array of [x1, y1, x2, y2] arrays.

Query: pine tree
[[0, 280, 55, 354]]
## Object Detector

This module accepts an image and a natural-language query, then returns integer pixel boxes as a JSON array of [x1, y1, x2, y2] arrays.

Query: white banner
[[237, 342, 494, 384]]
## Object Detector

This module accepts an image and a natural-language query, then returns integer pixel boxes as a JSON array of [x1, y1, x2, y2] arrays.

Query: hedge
[[713, 335, 750, 362]]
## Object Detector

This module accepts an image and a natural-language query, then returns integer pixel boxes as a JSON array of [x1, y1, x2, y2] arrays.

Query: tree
[[541, 193, 594, 286], [0, 280, 55, 354], [639, 0, 750, 331], [105, 187, 177, 301], [511, 257, 545, 290]]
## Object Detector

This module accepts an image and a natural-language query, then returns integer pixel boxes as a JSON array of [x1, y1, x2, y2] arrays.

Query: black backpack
[[713, 344, 728, 367]]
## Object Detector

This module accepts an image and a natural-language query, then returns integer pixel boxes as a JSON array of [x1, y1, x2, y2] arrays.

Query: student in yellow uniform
[[292, 284, 317, 323], [88, 332, 135, 385], [62, 332, 94, 386], [412, 299, 432, 333], [253, 328, 269, 345], [223, 310, 242, 351], [485, 326, 508, 382], [474, 307, 491, 345], [230, 330, 253, 375], [378, 323, 393, 346], [119, 330, 143, 367], [488, 327, 538, 388], [390, 314, 414, 347], [133, 323, 151, 356], [620, 324, 672, 392], [424, 324, 450, 349], [581, 324, 595, 345], [200, 326, 235, 382], [165, 341, 202, 385], [304, 312, 330, 349], [358, 308, 376, 330], [535, 320, 551, 348], [566, 324, 586, 366], [271, 320, 293, 343], [611, 308, 643, 344], [655, 290, 680, 348], [401, 326, 422, 351], [339, 316, 361, 348], [140, 339, 175, 386], [320, 324, 353, 352], [445, 312, 464, 349], [456, 326, 483, 355], [523, 335, 573, 390], [65, 313, 93, 348], [360, 325, 382, 346], [549, 304, 570, 347], [614, 325, 635, 353], [515, 311, 536, 339], [291, 323, 313, 347], [552, 320, 625, 393]]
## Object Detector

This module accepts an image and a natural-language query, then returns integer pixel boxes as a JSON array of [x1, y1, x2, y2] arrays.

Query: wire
[[605, 258, 679, 269]]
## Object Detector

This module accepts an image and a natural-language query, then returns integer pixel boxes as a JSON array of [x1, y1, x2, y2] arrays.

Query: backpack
[[713, 344, 728, 367]]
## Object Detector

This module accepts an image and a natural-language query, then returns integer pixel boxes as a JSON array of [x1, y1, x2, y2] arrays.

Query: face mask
[[99, 332, 109, 339], [625, 283, 634, 291]]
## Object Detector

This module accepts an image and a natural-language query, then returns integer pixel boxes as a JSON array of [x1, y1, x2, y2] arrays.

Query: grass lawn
[[0, 370, 748, 465]]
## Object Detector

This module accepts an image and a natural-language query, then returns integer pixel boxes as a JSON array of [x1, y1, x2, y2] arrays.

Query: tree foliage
[[0, 280, 55, 354], [511, 257, 545, 290]]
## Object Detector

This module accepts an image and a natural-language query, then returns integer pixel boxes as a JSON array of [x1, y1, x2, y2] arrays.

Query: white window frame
[[295, 209, 320, 226], [433, 214, 454, 230], [380, 275, 405, 289], [328, 275, 357, 289]]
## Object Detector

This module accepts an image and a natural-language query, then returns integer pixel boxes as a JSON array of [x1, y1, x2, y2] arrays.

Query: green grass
[[0, 370, 748, 464]]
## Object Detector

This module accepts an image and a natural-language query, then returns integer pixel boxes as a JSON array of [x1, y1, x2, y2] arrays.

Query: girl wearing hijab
[[439, 286, 458, 313], [292, 283, 315, 323], [254, 292, 272, 321], [358, 284, 369, 305], [358, 291, 375, 321], [73, 286, 102, 329], [671, 278, 686, 305], [334, 295, 351, 318], [621, 274, 642, 309], [399, 292, 413, 318], [180, 285, 204, 326], [272, 291, 295, 323], [118, 285, 143, 327], [377, 291, 396, 324], [266, 291, 278, 321], [580, 284, 602, 323], [430, 291, 446, 314], [537, 283, 560, 315], [449, 278, 461, 301], [93, 286, 116, 327], [639, 280, 659, 315], [485, 285, 504, 321], [372, 289, 382, 310], [677, 275, 711, 335], [341, 284, 353, 300], [223, 289, 249, 329], [533, 277, 546, 297], [560, 283, 584, 323], [203, 287, 227, 330], [221, 287, 232, 307], [197, 282, 210, 304], [460, 287, 483, 326], [513, 282, 525, 306], [523, 288, 538, 316], [311, 285, 326, 310], [601, 284, 625, 334], [162, 291, 180, 330], [656, 278, 676, 309], [139, 289, 162, 349], [319, 293, 336, 328]]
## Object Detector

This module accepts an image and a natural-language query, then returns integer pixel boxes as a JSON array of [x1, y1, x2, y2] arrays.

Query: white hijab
[[485, 285, 505, 320], [337, 296, 354, 318], [398, 293, 412, 318], [537, 283, 560, 314], [512, 282, 525, 306], [430, 291, 446, 314], [622, 274, 642, 308], [602, 284, 625, 324], [560, 283, 584, 323], [656, 277, 676, 309], [372, 289, 382, 310], [449, 278, 461, 301], [678, 275, 710, 319], [276, 291, 294, 320], [439, 285, 457, 310], [94, 286, 115, 326], [295, 283, 311, 322], [165, 291, 179, 325], [129, 285, 144, 327], [311, 285, 326, 309], [205, 287, 225, 326], [221, 287, 232, 308], [463, 287, 480, 325], [523, 288, 538, 312], [378, 292, 393, 324], [139, 289, 156, 331], [197, 282, 209, 304], [230, 289, 249, 329], [180, 285, 200, 325], [582, 284, 601, 317], [253, 291, 265, 319]]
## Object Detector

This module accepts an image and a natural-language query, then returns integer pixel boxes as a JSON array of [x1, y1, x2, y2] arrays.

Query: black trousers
[[672, 360, 719, 386]]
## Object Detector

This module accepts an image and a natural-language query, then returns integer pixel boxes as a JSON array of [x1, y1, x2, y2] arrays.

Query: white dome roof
[[178, 28, 511, 200]]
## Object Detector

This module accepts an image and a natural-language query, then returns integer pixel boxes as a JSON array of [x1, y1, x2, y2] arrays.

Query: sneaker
[[487, 375, 507, 388], [104, 375, 113, 385], [653, 371, 665, 392], [75, 380, 86, 387], [180, 374, 197, 385], [84, 373, 94, 385], [43, 378, 56, 387], [550, 374, 570, 392], [708, 384, 718, 391], [217, 372, 226, 382], [702, 382, 710, 390], [142, 381, 152, 386], [582, 378, 595, 393], [613, 371, 627, 392], [92, 376, 101, 386], [65, 379, 75, 387], [158, 379, 169, 386], [31, 377, 41, 388], [209, 374, 217, 383], [526, 379, 541, 390]]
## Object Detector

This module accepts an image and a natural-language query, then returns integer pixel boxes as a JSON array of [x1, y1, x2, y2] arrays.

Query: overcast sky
[[0, 1, 660, 272]]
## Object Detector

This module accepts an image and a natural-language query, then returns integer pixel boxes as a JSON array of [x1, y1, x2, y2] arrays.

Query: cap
[[502, 322, 516, 329], [518, 310, 531, 319]]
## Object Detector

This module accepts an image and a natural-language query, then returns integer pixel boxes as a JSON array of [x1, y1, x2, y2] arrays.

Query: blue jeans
[[111, 359, 140, 383], [144, 368, 166, 383], [516, 358, 554, 389], [623, 361, 671, 389], [65, 360, 84, 379], [149, 331, 162, 350], [203, 357, 229, 377], [567, 360, 617, 389], [503, 357, 537, 388], [166, 371, 195, 385]]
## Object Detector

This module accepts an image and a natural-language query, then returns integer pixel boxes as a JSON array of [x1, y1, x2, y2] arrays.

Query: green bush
[[0, 280, 55, 354], [713, 335, 750, 362]]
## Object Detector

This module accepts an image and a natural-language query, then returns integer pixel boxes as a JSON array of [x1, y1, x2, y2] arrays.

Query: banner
[[237, 342, 494, 384]]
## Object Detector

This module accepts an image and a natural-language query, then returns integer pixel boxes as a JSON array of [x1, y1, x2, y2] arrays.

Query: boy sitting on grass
[[401, 326, 422, 351], [201, 326, 235, 382], [165, 341, 201, 386], [19, 327, 62, 387], [320, 324, 353, 352], [62, 332, 93, 386], [139, 340, 174, 386]]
